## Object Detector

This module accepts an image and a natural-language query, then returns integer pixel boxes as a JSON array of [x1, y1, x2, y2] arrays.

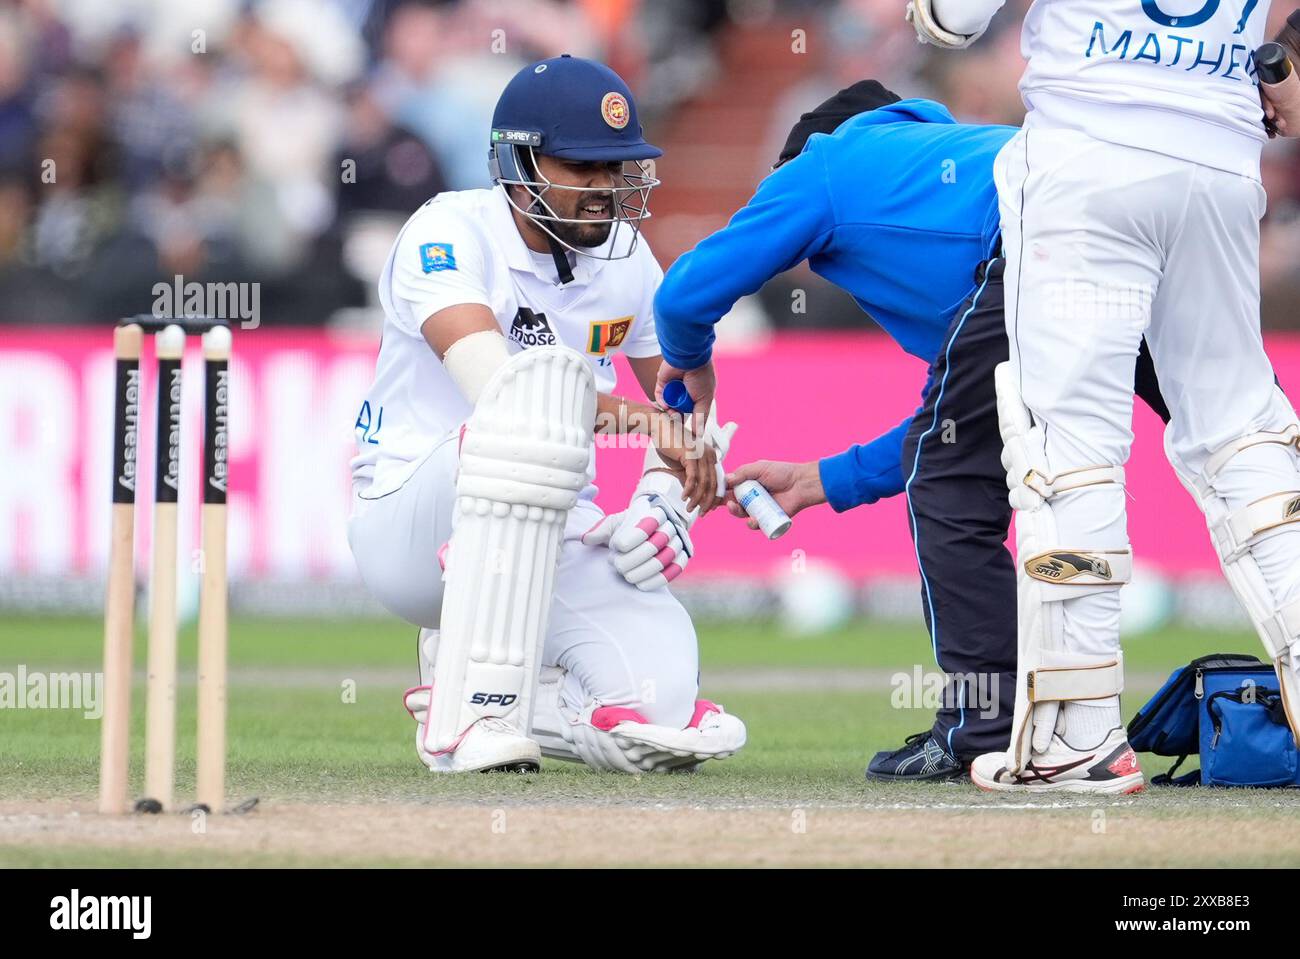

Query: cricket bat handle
[[1257, 41, 1300, 137]]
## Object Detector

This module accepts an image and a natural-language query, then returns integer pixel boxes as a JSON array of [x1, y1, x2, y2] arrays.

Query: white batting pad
[[995, 362, 1130, 771], [1165, 416, 1300, 744], [425, 346, 595, 756]]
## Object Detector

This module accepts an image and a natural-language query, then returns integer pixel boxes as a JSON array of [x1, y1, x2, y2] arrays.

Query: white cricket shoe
[[970, 727, 1145, 795], [403, 628, 540, 773], [403, 687, 541, 773]]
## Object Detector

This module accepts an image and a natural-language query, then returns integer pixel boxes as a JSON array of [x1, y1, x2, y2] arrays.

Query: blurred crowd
[[1, 0, 1298, 328], [0, 0, 649, 325]]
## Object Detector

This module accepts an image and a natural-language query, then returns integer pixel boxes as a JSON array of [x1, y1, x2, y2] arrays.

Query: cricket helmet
[[488, 55, 661, 259]]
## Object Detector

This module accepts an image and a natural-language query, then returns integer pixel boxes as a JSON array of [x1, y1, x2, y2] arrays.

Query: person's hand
[[654, 359, 717, 424], [649, 409, 721, 513], [1260, 32, 1300, 138], [724, 460, 826, 530], [1262, 84, 1295, 137], [1263, 86, 1286, 138]]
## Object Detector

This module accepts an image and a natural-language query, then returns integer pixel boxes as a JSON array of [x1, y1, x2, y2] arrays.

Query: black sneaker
[[865, 731, 965, 782]]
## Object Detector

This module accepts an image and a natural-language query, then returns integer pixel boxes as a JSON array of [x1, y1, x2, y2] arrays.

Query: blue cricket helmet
[[490, 55, 662, 167], [488, 55, 661, 261]]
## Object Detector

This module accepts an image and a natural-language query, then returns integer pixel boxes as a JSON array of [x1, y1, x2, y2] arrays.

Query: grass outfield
[[3, 615, 1299, 867]]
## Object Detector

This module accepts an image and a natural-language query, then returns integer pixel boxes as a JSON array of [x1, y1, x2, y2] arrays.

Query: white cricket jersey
[[1018, 0, 1271, 177], [351, 185, 663, 499]]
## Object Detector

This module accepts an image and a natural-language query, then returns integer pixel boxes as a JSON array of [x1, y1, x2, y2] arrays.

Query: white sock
[[1060, 697, 1121, 749]]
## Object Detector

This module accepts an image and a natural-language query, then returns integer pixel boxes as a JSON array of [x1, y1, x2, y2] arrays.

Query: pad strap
[[1201, 424, 1300, 484], [1029, 657, 1124, 703], [1213, 490, 1300, 559], [1261, 595, 1300, 660], [1023, 465, 1125, 500]]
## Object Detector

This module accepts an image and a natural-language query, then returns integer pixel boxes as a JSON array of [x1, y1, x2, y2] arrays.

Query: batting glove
[[582, 480, 695, 591]]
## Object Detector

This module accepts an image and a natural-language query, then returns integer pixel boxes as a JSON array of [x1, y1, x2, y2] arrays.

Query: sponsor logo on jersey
[[509, 307, 558, 347], [586, 316, 632, 355], [419, 242, 456, 273], [601, 92, 630, 130]]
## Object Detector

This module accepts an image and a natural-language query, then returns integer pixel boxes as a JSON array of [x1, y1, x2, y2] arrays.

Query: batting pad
[[1165, 416, 1300, 744], [426, 346, 595, 755], [995, 362, 1130, 772]]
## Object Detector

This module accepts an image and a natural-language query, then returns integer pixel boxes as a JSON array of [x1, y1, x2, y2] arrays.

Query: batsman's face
[[534, 155, 621, 248]]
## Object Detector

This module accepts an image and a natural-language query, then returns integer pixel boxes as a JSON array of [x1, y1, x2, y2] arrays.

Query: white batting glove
[[582, 477, 695, 591], [905, 0, 989, 49], [583, 402, 741, 591], [692, 403, 738, 499]]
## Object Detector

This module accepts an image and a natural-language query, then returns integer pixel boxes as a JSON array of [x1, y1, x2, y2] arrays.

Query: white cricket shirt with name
[[351, 186, 663, 500], [1018, 0, 1271, 177]]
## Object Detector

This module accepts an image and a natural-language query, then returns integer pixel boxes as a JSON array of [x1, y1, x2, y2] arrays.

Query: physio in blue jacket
[[653, 81, 1168, 778]]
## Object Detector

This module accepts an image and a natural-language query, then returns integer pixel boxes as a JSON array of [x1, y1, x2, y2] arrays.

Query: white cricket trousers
[[347, 432, 700, 728], [996, 126, 1300, 660]]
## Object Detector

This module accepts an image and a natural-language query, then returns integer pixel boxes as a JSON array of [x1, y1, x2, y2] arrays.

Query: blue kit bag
[[1127, 653, 1300, 787]]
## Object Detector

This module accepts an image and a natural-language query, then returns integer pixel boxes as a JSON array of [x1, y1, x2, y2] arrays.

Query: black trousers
[[899, 257, 1170, 760]]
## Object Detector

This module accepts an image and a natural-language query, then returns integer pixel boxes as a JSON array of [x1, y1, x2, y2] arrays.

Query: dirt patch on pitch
[[3, 800, 1298, 867]]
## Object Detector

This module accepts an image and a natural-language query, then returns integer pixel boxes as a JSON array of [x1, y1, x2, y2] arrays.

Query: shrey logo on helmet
[[601, 92, 630, 129]]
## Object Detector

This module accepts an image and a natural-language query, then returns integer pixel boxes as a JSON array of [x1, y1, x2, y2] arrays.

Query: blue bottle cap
[[662, 379, 694, 416]]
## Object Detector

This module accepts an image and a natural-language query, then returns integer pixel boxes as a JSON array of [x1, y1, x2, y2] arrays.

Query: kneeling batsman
[[403, 345, 745, 774]]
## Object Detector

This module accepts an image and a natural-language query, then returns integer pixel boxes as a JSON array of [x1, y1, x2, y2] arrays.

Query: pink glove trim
[[688, 699, 722, 728], [590, 705, 651, 731]]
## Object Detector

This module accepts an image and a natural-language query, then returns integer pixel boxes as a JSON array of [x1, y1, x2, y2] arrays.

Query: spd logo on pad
[[420, 243, 457, 273], [470, 692, 517, 707]]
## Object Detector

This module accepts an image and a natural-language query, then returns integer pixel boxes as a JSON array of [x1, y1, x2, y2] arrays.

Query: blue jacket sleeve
[[816, 370, 933, 512], [653, 149, 837, 370]]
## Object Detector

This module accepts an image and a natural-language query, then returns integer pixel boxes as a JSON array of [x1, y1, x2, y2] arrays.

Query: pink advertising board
[[2, 327, 1294, 584]]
